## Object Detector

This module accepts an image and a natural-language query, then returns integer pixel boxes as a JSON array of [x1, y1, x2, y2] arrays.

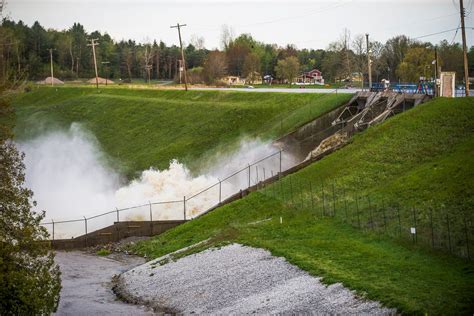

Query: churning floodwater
[[18, 123, 297, 238]]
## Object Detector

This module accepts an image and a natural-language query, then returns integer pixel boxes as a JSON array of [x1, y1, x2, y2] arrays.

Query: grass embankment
[[11, 86, 351, 179], [133, 97, 474, 314]]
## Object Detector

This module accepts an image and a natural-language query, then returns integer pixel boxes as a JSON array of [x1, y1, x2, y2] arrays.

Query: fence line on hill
[[259, 175, 473, 261]]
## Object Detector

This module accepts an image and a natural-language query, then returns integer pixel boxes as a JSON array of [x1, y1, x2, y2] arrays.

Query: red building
[[296, 69, 324, 84]]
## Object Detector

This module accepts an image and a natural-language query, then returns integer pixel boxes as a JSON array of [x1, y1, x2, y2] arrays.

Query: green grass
[[132, 97, 474, 314], [96, 249, 111, 256], [11, 86, 351, 179]]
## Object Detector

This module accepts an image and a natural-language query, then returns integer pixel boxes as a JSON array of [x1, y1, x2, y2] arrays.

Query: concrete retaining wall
[[50, 220, 185, 250]]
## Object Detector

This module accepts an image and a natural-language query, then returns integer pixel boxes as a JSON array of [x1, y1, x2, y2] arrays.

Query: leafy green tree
[[275, 56, 300, 84], [0, 84, 61, 314], [396, 46, 434, 82]]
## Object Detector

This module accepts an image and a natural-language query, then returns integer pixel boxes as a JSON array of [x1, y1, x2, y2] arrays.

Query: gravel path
[[54, 251, 153, 315], [117, 244, 396, 314]]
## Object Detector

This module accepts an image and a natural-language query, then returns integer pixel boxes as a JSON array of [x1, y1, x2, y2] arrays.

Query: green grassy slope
[[11, 86, 351, 178], [132, 97, 474, 314]]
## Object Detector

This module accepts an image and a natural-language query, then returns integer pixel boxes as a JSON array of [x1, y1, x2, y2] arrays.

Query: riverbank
[[115, 243, 395, 314]]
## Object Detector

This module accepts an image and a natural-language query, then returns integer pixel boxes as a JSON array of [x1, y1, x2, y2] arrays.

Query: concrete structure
[[49, 220, 184, 250], [440, 72, 456, 97]]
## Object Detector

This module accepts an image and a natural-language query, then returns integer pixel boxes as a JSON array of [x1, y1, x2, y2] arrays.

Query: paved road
[[190, 87, 360, 94], [54, 251, 153, 315]]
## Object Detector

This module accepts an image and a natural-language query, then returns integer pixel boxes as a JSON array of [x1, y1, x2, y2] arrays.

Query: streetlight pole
[[365, 33, 372, 91]]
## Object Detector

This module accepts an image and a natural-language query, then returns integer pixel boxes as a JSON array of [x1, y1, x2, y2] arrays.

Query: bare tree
[[142, 44, 153, 83], [220, 24, 234, 50], [352, 34, 366, 85], [203, 50, 227, 84], [190, 34, 205, 50]]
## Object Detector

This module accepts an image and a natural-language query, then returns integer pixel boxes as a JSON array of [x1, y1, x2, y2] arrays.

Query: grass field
[[11, 86, 351, 179], [132, 97, 474, 314]]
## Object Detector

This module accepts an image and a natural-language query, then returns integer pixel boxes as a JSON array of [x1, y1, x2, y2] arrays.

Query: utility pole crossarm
[[170, 23, 188, 91]]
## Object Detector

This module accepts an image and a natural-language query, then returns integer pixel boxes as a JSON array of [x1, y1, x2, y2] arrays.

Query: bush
[[0, 87, 61, 315]]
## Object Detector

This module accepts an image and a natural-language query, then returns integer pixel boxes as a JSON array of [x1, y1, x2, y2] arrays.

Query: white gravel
[[117, 243, 396, 314]]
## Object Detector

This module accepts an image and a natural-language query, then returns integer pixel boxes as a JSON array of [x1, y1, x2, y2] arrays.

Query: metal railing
[[41, 149, 294, 240]]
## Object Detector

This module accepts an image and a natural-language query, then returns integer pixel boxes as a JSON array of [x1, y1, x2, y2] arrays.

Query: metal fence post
[[446, 213, 452, 253], [256, 166, 259, 187], [397, 207, 402, 236], [248, 164, 251, 188], [367, 196, 373, 229], [149, 201, 153, 235], [463, 214, 470, 260], [356, 195, 361, 228], [52, 219, 55, 241], [343, 187, 348, 223], [116, 207, 120, 223], [183, 196, 186, 221], [412, 207, 417, 244], [84, 216, 88, 247], [382, 199, 387, 232], [219, 180, 222, 204], [279, 150, 282, 176], [289, 177, 295, 208], [429, 207, 434, 248], [321, 181, 326, 216]]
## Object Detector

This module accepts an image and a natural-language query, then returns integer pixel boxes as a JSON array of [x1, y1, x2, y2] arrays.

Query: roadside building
[[222, 75, 245, 85], [296, 69, 324, 85]]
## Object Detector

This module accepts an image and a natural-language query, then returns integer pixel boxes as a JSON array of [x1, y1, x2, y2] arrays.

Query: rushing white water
[[19, 123, 297, 238]]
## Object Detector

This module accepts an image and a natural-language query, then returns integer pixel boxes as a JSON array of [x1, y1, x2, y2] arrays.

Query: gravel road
[[117, 243, 396, 314], [54, 251, 153, 315]]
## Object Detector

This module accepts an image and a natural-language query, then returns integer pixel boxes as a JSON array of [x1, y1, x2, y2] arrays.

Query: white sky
[[6, 0, 474, 49]]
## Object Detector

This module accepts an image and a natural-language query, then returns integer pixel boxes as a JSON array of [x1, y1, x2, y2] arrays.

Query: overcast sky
[[5, 0, 474, 49]]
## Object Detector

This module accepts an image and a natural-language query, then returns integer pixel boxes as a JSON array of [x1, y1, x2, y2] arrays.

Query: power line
[[450, 23, 461, 44], [413, 27, 462, 40]]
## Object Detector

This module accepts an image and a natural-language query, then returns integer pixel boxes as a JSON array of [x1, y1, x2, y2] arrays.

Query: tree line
[[1, 19, 473, 85]]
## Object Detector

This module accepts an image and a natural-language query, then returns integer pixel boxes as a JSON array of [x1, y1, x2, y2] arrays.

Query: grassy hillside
[[11, 86, 351, 179], [132, 97, 474, 314]]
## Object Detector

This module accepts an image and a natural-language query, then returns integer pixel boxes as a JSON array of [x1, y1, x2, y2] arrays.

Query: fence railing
[[260, 175, 473, 260], [41, 148, 297, 240]]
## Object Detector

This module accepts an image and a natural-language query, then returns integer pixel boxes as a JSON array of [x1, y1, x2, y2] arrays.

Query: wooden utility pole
[[101, 61, 110, 86], [434, 46, 438, 97], [87, 38, 99, 89], [459, 0, 470, 96], [170, 23, 188, 91], [48, 48, 55, 86], [365, 33, 372, 91]]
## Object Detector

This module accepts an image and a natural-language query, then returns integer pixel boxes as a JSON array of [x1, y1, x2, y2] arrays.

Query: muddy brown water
[[54, 251, 153, 315]]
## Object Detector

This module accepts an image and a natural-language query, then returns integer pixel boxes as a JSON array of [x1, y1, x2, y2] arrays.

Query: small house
[[296, 69, 324, 85]]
